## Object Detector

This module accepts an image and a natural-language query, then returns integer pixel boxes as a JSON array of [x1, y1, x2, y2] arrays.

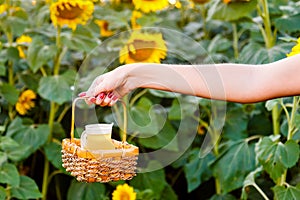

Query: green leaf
[[273, 185, 300, 200], [6, 117, 50, 156], [44, 142, 65, 172], [61, 69, 77, 86], [11, 176, 42, 199], [6, 47, 20, 61], [138, 120, 178, 151], [128, 98, 166, 138], [184, 149, 214, 192], [265, 99, 280, 111], [0, 163, 20, 187], [27, 38, 57, 73], [38, 75, 72, 104], [0, 83, 19, 105], [137, 14, 161, 27], [274, 13, 300, 34], [281, 140, 300, 168], [0, 64, 5, 76], [168, 96, 200, 120], [67, 180, 106, 200], [0, 152, 7, 166], [207, 34, 232, 53], [19, 73, 40, 92], [61, 26, 99, 52], [94, 6, 130, 30], [255, 137, 300, 182], [210, 194, 237, 200], [211, 140, 255, 193], [160, 184, 178, 200], [5, 10, 28, 35], [239, 42, 293, 64], [208, 0, 257, 21], [130, 167, 166, 199], [223, 106, 248, 140], [0, 186, 5, 200], [0, 136, 31, 162]]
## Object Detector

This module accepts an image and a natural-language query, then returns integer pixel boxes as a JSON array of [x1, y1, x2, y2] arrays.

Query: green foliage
[[256, 137, 300, 182], [211, 139, 256, 193], [0, 83, 19, 105], [10, 176, 42, 199], [27, 38, 57, 73], [184, 149, 214, 192], [0, 163, 19, 187], [208, 0, 258, 21], [38, 75, 72, 104], [273, 184, 300, 200], [6, 117, 50, 157], [67, 181, 107, 200]]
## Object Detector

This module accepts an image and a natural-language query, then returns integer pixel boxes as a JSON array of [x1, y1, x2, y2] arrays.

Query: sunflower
[[130, 10, 142, 29], [16, 35, 32, 59], [50, 0, 94, 30], [132, 0, 169, 13], [287, 38, 300, 57], [16, 90, 36, 115], [95, 19, 114, 37], [0, 4, 7, 14], [119, 31, 167, 64], [112, 184, 136, 200]]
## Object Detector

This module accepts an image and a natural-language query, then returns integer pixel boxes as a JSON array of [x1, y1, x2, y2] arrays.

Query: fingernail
[[108, 100, 117, 106], [78, 92, 86, 97], [89, 97, 96, 103], [108, 92, 113, 98], [99, 92, 105, 99], [112, 95, 118, 101], [96, 95, 102, 104]]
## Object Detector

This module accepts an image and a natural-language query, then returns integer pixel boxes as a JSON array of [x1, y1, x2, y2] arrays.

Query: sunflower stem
[[232, 23, 239, 59], [272, 104, 281, 136], [42, 102, 57, 200], [199, 4, 208, 39], [279, 96, 299, 186], [42, 25, 63, 200], [258, 0, 275, 49]]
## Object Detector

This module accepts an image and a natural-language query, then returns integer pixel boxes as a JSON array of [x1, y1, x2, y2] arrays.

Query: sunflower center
[[120, 192, 130, 200], [57, 3, 83, 19], [128, 39, 156, 61], [102, 21, 109, 31]]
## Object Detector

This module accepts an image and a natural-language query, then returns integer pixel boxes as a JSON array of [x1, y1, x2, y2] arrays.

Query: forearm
[[123, 62, 265, 103]]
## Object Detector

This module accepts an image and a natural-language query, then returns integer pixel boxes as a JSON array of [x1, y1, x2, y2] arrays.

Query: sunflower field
[[1, 0, 300, 199]]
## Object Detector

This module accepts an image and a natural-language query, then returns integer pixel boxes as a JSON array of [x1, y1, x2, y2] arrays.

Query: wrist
[[118, 63, 141, 91]]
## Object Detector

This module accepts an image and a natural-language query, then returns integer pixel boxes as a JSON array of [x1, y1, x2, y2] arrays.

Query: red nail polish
[[99, 92, 105, 99], [78, 92, 86, 97], [89, 97, 96, 103], [108, 93, 113, 98], [112, 96, 118, 101]]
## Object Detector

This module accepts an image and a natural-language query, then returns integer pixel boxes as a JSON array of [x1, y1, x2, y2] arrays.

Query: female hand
[[79, 65, 136, 106]]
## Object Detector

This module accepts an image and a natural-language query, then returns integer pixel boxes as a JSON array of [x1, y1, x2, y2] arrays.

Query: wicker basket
[[61, 97, 139, 183]]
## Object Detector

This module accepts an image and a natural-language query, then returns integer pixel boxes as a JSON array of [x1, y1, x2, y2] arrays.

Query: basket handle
[[70, 97, 127, 143]]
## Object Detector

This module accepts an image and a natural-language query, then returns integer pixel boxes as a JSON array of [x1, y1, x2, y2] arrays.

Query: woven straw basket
[[61, 97, 139, 183]]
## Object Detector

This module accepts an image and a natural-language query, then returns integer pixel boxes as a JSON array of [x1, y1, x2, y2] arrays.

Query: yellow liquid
[[85, 133, 115, 150]]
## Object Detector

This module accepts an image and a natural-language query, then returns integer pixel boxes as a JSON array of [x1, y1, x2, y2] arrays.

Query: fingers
[[99, 92, 119, 106], [77, 91, 119, 107]]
